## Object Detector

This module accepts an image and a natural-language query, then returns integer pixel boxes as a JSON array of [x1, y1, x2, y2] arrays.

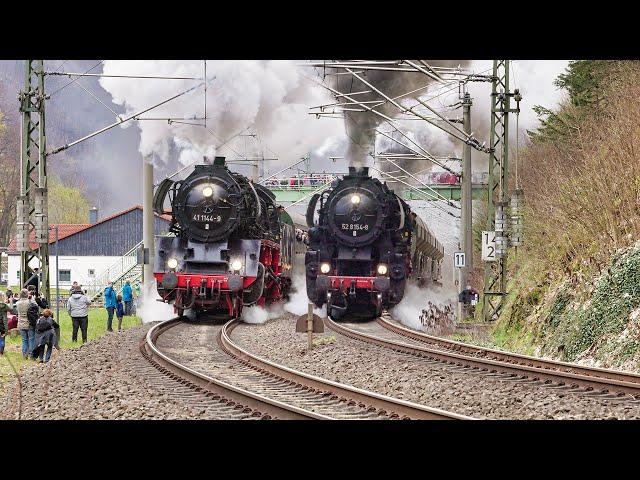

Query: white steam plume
[[99, 61, 345, 169], [284, 275, 326, 317], [138, 281, 175, 323], [390, 283, 455, 330]]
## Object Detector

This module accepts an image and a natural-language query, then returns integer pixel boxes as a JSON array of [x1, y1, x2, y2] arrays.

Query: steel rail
[[377, 316, 640, 390], [220, 320, 469, 420], [144, 318, 330, 420], [325, 317, 640, 398]]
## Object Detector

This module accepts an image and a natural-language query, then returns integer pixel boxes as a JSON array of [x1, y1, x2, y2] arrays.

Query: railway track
[[325, 315, 640, 403], [142, 318, 468, 420]]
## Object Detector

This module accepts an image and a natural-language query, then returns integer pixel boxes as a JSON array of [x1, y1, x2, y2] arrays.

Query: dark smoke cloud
[[327, 60, 470, 175], [0, 60, 194, 219]]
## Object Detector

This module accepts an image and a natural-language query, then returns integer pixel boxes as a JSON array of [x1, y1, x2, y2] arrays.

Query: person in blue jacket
[[115, 294, 125, 332], [122, 281, 133, 316], [104, 281, 118, 332]]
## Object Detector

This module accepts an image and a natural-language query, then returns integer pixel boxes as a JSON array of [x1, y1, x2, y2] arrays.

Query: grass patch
[[0, 308, 141, 386], [312, 334, 336, 347]]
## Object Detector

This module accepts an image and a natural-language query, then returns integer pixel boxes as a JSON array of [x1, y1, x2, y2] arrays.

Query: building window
[[88, 269, 95, 277], [59, 270, 71, 282]]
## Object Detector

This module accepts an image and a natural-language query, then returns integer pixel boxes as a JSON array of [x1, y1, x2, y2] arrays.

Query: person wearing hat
[[67, 286, 91, 343]]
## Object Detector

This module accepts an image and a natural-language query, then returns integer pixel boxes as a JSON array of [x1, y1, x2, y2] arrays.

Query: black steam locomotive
[[305, 166, 443, 320], [153, 156, 297, 319]]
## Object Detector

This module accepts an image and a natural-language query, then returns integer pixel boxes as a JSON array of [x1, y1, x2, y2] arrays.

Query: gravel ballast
[[232, 316, 640, 419], [0, 324, 204, 420]]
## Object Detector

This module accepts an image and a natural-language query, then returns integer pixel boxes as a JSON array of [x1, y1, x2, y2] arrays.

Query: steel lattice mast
[[482, 60, 519, 322], [17, 60, 50, 303]]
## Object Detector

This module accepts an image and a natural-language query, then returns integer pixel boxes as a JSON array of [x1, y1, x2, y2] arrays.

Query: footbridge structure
[[263, 172, 488, 203]]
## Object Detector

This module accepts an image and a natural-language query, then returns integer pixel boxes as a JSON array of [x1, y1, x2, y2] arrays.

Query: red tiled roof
[[7, 224, 90, 252], [7, 205, 172, 253]]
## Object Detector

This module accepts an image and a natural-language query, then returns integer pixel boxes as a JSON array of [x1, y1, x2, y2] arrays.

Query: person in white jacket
[[66, 286, 91, 343]]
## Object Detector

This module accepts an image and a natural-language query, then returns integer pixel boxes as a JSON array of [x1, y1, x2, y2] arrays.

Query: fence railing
[[85, 241, 142, 302], [263, 174, 340, 189]]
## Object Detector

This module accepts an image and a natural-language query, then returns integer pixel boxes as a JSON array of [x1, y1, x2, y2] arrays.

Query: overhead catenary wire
[[48, 60, 104, 97], [283, 180, 333, 210], [46, 72, 203, 80], [69, 77, 123, 121], [369, 165, 460, 218], [48, 77, 213, 156], [380, 156, 459, 207]]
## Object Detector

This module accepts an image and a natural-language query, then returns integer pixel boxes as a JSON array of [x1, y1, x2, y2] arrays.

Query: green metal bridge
[[264, 173, 488, 203]]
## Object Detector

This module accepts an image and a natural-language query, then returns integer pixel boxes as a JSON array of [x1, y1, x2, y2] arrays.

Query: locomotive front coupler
[[199, 278, 207, 297], [349, 279, 357, 299]]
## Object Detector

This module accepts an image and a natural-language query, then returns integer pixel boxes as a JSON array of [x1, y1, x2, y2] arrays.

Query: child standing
[[115, 294, 125, 332]]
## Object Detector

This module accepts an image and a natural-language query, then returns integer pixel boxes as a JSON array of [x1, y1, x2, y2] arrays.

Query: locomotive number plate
[[341, 223, 369, 231], [193, 214, 221, 222]]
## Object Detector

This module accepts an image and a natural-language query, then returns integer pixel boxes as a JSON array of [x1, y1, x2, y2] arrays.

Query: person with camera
[[16, 289, 35, 359]]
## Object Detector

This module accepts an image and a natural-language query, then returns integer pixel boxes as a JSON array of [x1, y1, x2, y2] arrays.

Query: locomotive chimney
[[214, 156, 226, 166], [348, 166, 369, 177]]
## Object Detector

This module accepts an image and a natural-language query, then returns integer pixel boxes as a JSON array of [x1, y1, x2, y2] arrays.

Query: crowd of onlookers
[[0, 278, 141, 364], [263, 173, 337, 188], [419, 301, 456, 331]]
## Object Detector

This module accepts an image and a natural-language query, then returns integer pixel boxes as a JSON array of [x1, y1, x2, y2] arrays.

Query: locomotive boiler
[[153, 157, 296, 319], [305, 166, 443, 320]]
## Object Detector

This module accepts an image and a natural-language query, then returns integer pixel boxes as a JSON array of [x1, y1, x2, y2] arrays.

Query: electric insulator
[[34, 187, 48, 244], [16, 195, 29, 252], [510, 189, 524, 247], [495, 201, 508, 259]]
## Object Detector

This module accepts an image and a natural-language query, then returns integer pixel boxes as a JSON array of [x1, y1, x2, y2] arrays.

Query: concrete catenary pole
[[143, 156, 155, 286], [459, 93, 473, 320]]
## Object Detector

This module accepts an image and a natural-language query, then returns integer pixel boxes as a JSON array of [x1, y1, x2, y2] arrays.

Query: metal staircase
[[86, 242, 143, 305]]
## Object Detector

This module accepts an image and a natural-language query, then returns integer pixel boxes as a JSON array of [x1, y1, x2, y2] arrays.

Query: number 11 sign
[[482, 231, 496, 262]]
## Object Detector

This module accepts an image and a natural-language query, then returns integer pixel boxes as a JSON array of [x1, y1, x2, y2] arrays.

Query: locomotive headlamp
[[231, 259, 243, 272], [377, 264, 388, 275], [320, 262, 331, 274], [202, 185, 214, 198], [167, 258, 178, 270], [350, 194, 361, 205]]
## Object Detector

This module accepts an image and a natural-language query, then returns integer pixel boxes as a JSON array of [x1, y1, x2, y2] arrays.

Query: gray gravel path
[[232, 316, 640, 419], [0, 324, 202, 419]]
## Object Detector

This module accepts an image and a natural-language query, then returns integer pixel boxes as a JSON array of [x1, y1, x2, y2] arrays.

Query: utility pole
[[482, 60, 519, 322], [17, 60, 50, 305], [142, 156, 155, 287], [458, 92, 473, 321]]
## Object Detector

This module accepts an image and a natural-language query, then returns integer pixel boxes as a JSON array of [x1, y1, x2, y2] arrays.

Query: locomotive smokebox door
[[296, 314, 324, 333]]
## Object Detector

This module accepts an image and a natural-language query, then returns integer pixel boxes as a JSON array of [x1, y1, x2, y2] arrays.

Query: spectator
[[104, 281, 117, 332], [0, 292, 8, 356], [5, 289, 13, 307], [28, 285, 48, 310], [16, 289, 35, 359], [67, 286, 91, 343], [32, 309, 59, 363], [133, 282, 141, 314], [70, 281, 79, 295], [122, 281, 133, 316], [116, 294, 125, 332], [11, 294, 18, 315]]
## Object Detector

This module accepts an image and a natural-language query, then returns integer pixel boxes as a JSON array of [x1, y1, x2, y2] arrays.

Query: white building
[[7, 205, 171, 290]]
